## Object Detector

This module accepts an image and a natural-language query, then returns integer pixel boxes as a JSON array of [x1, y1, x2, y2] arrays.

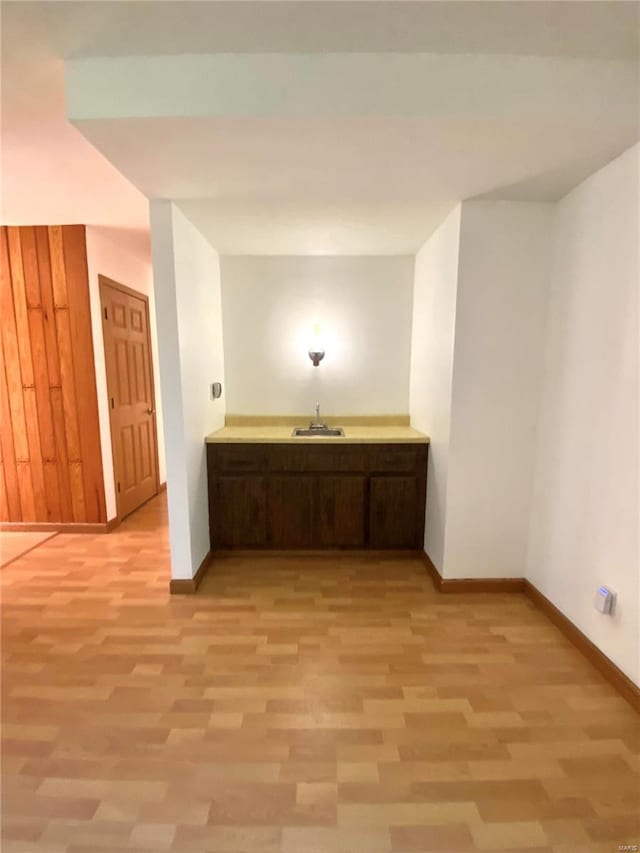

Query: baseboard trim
[[440, 577, 525, 593], [0, 519, 118, 534], [420, 551, 524, 593], [158, 481, 167, 493], [169, 550, 212, 594], [419, 551, 639, 711], [420, 550, 442, 587], [523, 580, 640, 712]]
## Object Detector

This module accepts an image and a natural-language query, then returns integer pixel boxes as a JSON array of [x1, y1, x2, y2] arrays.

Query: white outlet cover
[[594, 586, 615, 615]]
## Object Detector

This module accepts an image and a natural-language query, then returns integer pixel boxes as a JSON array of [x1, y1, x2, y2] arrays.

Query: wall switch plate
[[211, 382, 222, 399], [594, 586, 615, 615]]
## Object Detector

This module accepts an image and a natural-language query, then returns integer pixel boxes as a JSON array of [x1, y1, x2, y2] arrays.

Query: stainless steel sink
[[292, 426, 345, 437]]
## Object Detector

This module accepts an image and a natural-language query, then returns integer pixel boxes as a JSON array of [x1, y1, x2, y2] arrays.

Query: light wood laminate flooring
[[1, 532, 58, 568], [2, 494, 638, 852]]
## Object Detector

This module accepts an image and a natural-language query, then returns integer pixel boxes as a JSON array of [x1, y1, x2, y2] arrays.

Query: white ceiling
[[2, 1, 639, 255], [5, 1, 639, 59]]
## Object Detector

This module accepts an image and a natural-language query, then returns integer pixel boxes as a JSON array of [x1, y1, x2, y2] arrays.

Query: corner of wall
[[523, 144, 640, 685], [408, 204, 462, 574], [444, 200, 554, 580], [150, 201, 227, 581]]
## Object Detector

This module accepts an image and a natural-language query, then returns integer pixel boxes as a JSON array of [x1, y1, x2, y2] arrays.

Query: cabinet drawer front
[[268, 446, 366, 472], [369, 446, 420, 473], [212, 446, 265, 472]]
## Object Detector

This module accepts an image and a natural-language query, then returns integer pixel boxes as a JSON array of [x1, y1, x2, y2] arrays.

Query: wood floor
[[2, 494, 638, 852], [0, 532, 58, 569]]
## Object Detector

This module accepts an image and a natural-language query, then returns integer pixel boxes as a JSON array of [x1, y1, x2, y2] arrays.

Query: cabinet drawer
[[369, 446, 420, 473], [268, 446, 366, 472], [211, 445, 265, 472]]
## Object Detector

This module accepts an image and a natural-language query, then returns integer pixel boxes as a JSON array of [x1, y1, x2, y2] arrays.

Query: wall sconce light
[[308, 322, 325, 367]]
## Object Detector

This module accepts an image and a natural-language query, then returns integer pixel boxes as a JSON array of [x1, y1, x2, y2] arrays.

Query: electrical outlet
[[211, 382, 222, 400], [594, 586, 615, 615]]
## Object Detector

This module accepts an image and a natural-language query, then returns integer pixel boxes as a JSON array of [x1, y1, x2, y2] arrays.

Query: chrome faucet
[[310, 401, 326, 429]]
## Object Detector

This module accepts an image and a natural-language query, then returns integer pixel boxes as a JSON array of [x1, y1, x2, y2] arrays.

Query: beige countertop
[[205, 424, 429, 444]]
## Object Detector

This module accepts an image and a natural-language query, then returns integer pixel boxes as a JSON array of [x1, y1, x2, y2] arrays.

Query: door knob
[[146, 407, 155, 415]]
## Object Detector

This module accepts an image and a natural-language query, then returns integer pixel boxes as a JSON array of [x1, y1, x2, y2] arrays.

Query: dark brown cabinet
[[211, 476, 267, 547], [369, 476, 419, 548], [317, 475, 367, 547], [268, 476, 315, 547], [207, 442, 427, 550]]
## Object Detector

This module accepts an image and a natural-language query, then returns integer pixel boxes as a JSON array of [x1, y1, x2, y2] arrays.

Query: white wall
[[220, 255, 414, 416], [150, 202, 226, 580], [85, 226, 166, 520], [409, 206, 461, 571], [527, 145, 639, 683], [444, 202, 553, 579]]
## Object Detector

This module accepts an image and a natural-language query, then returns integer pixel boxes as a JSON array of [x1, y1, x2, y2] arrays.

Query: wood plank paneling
[[6, 228, 34, 387], [1, 228, 30, 463], [35, 226, 61, 386], [50, 386, 74, 523], [47, 226, 68, 307], [0, 353, 21, 521], [23, 387, 47, 520], [69, 460, 87, 523], [64, 227, 105, 523], [42, 460, 62, 522], [54, 308, 82, 462], [28, 308, 56, 461], [0, 225, 106, 524], [0, 454, 7, 521], [12, 228, 48, 518], [15, 461, 36, 520], [20, 226, 42, 308]]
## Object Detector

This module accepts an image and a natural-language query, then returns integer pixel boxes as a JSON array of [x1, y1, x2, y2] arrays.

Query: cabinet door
[[213, 476, 267, 547], [268, 476, 315, 547], [369, 476, 419, 548], [318, 476, 366, 547]]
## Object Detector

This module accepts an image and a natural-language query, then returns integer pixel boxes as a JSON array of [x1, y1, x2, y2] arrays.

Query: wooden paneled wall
[[0, 225, 106, 524]]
